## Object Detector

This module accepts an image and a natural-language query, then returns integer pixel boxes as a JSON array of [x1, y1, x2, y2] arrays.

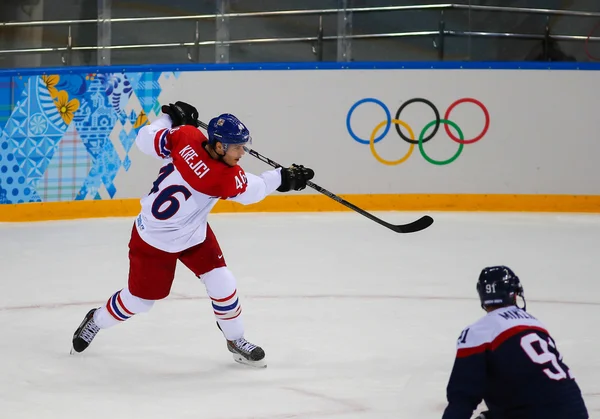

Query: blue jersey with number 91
[[442, 306, 588, 419]]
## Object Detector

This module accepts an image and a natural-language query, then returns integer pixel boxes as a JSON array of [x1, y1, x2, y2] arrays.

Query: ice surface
[[1, 211, 598, 418]]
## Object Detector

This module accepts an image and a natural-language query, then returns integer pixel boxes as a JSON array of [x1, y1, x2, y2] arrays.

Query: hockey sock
[[200, 267, 244, 341], [93, 287, 155, 329]]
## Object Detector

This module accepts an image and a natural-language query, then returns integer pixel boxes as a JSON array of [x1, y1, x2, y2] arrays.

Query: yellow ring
[[369, 119, 415, 166]]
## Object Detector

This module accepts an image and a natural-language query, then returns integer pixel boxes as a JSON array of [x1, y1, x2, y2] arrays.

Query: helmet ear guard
[[476, 266, 526, 311]]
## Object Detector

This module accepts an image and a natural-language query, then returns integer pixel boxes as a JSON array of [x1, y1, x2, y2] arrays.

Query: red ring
[[444, 98, 490, 144]]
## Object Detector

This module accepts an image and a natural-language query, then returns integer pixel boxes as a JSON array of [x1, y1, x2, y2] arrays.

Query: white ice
[[0, 211, 599, 419]]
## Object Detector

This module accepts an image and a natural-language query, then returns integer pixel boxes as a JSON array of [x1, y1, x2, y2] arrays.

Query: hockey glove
[[161, 101, 200, 127], [277, 164, 315, 192]]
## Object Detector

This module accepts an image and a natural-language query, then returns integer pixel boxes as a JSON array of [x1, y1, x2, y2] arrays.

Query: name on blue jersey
[[498, 309, 537, 321]]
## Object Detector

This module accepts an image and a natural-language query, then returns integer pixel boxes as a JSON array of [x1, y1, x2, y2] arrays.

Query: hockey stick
[[197, 120, 434, 233], [244, 147, 434, 233]]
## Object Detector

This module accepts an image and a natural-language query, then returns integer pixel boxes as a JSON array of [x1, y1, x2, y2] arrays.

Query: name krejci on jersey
[[180, 145, 210, 179]]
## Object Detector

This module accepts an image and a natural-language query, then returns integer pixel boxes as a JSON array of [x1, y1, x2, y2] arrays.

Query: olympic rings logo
[[346, 97, 490, 166]]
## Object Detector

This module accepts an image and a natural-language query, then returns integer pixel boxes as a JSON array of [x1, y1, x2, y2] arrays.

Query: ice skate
[[70, 308, 100, 354], [226, 337, 266, 368], [217, 321, 266, 368]]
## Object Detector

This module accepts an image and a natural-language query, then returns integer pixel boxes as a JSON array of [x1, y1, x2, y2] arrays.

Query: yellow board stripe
[[1, 194, 600, 222]]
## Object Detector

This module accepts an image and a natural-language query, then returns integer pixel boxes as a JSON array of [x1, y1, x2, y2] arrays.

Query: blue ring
[[346, 98, 391, 145]]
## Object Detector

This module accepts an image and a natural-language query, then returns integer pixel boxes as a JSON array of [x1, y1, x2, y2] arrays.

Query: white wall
[[116, 69, 600, 198]]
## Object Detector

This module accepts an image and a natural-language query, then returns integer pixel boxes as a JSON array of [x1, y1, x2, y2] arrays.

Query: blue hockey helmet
[[476, 266, 525, 310], [207, 113, 252, 151]]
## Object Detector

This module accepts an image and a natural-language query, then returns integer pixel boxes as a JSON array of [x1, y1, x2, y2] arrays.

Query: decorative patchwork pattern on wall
[[0, 70, 178, 204]]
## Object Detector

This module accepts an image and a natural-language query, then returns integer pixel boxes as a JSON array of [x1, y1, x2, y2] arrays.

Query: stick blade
[[390, 215, 434, 233]]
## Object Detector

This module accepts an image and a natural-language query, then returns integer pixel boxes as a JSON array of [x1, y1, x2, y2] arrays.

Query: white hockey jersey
[[134, 114, 282, 253]]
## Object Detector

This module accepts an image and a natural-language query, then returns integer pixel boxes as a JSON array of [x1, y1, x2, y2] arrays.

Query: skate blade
[[70, 345, 84, 355], [232, 353, 267, 368]]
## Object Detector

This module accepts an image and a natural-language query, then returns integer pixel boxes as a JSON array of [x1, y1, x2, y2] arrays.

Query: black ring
[[394, 98, 440, 145]]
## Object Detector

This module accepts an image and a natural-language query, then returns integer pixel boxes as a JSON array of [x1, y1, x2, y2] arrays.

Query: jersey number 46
[[148, 163, 192, 220]]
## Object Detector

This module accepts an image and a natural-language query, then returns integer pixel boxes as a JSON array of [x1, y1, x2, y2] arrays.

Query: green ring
[[418, 119, 464, 165]]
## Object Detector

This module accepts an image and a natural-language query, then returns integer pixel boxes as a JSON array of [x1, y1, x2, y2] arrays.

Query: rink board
[[0, 62, 599, 220], [1, 194, 600, 222]]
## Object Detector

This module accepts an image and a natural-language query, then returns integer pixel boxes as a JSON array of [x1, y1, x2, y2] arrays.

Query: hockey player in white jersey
[[70, 101, 314, 367], [442, 265, 588, 419]]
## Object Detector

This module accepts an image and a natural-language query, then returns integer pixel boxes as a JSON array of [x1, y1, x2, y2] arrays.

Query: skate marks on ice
[[2, 292, 600, 312]]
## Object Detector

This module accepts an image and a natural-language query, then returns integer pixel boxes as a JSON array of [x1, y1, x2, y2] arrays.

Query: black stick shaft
[[245, 147, 433, 234]]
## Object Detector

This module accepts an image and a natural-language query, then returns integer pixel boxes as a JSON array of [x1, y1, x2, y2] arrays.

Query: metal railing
[[1, 3, 600, 64]]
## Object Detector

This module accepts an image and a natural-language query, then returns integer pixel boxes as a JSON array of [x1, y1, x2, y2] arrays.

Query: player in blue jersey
[[442, 265, 588, 419]]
